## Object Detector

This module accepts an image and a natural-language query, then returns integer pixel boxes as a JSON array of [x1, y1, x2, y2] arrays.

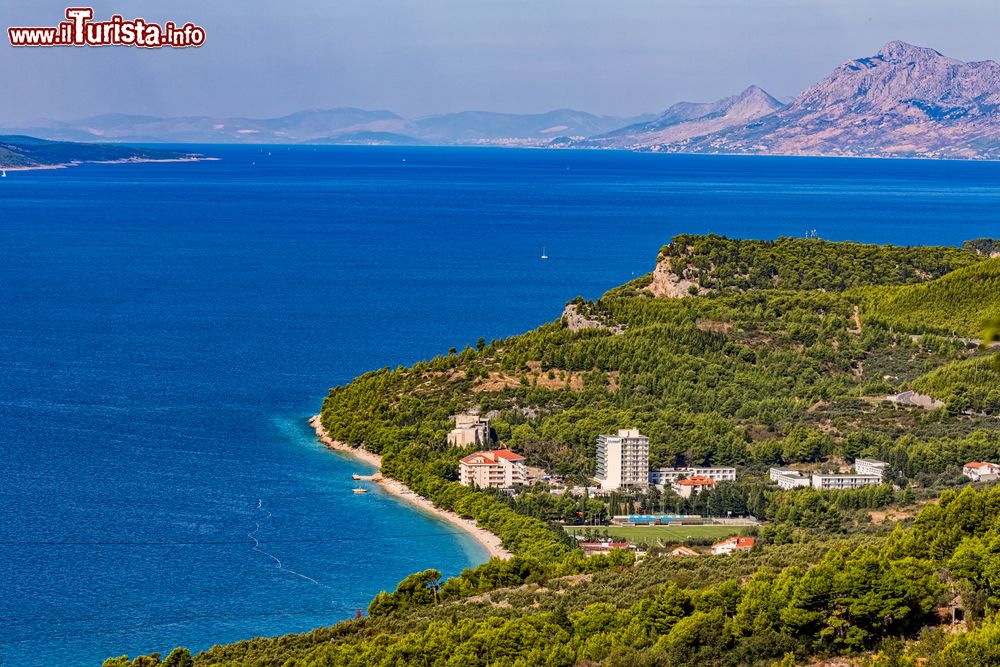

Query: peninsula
[[110, 234, 1000, 666], [0, 134, 205, 170]]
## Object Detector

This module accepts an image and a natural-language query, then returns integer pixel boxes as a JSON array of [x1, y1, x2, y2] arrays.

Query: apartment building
[[459, 449, 527, 489]]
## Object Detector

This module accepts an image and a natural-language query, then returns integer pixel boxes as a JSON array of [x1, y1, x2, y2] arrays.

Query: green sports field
[[563, 524, 743, 545]]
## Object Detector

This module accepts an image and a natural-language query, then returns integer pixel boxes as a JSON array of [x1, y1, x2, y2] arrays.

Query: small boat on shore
[[352, 473, 361, 480], [352, 488, 368, 494]]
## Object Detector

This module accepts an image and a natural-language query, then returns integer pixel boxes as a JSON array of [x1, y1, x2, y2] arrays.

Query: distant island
[[11, 40, 1000, 160], [0, 135, 205, 170], [109, 235, 1000, 666]]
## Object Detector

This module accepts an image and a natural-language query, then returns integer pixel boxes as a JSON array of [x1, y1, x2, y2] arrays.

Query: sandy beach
[[309, 415, 512, 560]]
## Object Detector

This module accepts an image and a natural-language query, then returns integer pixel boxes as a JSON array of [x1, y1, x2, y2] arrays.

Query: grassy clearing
[[563, 524, 743, 545]]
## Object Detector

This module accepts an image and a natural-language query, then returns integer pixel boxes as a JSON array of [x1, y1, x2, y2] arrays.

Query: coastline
[[309, 415, 512, 560], [1, 156, 219, 172]]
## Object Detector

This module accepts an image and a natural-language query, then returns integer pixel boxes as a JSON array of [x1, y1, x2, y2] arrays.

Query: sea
[[1, 146, 999, 666]]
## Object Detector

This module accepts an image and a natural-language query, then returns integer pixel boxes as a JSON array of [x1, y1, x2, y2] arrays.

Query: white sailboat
[[541, 246, 548, 260]]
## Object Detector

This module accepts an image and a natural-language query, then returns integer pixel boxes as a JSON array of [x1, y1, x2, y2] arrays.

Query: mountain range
[[5, 41, 1000, 159], [658, 41, 1000, 159], [1, 108, 654, 147]]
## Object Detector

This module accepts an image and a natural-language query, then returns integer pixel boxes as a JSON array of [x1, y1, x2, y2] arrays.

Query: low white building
[[769, 468, 811, 490], [854, 458, 890, 479], [811, 473, 883, 491], [711, 537, 755, 555], [689, 466, 737, 482], [448, 413, 491, 447], [459, 449, 527, 489], [649, 468, 688, 485], [650, 466, 736, 487], [671, 476, 716, 498], [963, 462, 1000, 482]]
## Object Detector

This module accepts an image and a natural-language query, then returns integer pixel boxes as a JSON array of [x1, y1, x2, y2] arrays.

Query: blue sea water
[[1, 146, 1000, 666]]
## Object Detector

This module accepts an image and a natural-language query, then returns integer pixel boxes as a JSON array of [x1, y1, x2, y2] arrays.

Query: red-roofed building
[[669, 546, 700, 557], [711, 536, 756, 555], [459, 449, 527, 489], [671, 475, 717, 498], [580, 540, 631, 557], [963, 462, 1000, 482]]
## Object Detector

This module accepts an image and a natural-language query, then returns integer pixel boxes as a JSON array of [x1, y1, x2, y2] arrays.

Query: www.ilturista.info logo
[[8, 7, 205, 48]]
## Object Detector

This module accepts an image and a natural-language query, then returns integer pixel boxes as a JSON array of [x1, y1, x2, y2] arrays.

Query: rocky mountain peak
[[876, 40, 944, 63], [727, 85, 784, 118], [737, 84, 768, 98]]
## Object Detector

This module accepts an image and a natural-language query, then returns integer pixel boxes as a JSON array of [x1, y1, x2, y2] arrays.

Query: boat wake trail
[[248, 499, 326, 588]]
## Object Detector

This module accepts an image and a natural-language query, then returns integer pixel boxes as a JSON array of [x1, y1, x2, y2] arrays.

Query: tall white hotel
[[596, 429, 650, 491]]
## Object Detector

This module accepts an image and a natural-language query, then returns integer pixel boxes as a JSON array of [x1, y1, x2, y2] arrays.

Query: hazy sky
[[2, 0, 998, 121]]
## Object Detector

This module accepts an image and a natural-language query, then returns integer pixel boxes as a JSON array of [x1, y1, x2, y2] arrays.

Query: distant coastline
[[0, 135, 212, 171], [14, 40, 1000, 160], [2, 156, 218, 172], [308, 415, 512, 560]]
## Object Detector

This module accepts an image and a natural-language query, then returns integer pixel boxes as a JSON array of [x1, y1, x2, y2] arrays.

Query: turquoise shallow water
[[1, 146, 1000, 666]]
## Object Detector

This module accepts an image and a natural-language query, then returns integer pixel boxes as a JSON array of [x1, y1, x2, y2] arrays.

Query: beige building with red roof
[[669, 546, 700, 557], [671, 475, 716, 498], [459, 449, 527, 489]]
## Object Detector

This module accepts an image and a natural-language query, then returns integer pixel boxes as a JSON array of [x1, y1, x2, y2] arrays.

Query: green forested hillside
[[857, 258, 1000, 337], [913, 353, 1000, 415], [658, 234, 982, 292], [108, 236, 1000, 667]]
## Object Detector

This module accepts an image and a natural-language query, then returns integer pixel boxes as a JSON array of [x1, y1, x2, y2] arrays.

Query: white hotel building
[[811, 473, 883, 491], [596, 429, 649, 491], [769, 468, 812, 490], [771, 459, 889, 491], [854, 458, 890, 479]]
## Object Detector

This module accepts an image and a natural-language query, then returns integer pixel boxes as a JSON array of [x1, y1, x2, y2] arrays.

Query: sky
[[1, 0, 998, 121]]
